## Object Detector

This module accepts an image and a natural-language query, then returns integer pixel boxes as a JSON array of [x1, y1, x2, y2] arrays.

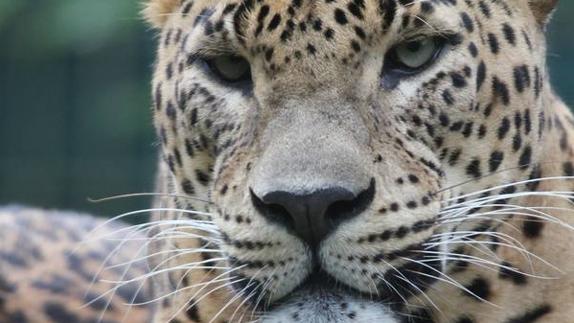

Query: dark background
[[1, 1, 573, 219]]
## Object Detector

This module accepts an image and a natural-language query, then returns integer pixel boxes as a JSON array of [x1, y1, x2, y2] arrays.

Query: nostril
[[250, 189, 296, 230], [326, 178, 376, 226]]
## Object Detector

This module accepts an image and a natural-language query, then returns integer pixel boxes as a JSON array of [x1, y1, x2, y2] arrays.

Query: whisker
[[81, 220, 219, 247], [440, 204, 574, 233], [435, 168, 574, 196], [427, 230, 553, 272], [171, 267, 256, 322], [444, 197, 574, 217], [103, 259, 229, 285], [77, 208, 218, 247], [88, 192, 213, 205], [400, 257, 500, 308], [138, 265, 247, 307], [392, 273, 442, 314], [417, 250, 562, 276], [106, 247, 223, 270], [229, 266, 277, 322], [250, 267, 281, 321], [172, 277, 247, 321], [428, 238, 533, 269], [437, 215, 523, 235], [80, 228, 148, 316], [376, 259, 422, 311], [209, 268, 264, 323], [442, 176, 574, 203]]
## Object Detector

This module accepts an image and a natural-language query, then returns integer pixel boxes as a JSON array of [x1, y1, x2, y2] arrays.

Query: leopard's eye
[[204, 55, 251, 83], [385, 37, 444, 74]]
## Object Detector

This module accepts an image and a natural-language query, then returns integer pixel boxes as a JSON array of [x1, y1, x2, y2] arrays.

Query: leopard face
[[145, 0, 568, 322]]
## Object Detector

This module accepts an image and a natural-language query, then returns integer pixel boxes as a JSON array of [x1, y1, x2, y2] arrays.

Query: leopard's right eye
[[203, 55, 252, 84]]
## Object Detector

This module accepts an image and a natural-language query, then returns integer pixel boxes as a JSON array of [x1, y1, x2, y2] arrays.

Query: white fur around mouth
[[259, 287, 399, 323], [256, 271, 399, 323]]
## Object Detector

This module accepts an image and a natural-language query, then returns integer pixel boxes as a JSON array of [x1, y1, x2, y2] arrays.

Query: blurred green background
[[0, 1, 573, 219]]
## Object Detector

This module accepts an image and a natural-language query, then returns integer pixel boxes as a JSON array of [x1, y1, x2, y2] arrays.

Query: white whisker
[[88, 192, 212, 204], [400, 257, 500, 308]]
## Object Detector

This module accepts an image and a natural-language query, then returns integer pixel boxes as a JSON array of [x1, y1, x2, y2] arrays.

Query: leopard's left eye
[[385, 37, 445, 74]]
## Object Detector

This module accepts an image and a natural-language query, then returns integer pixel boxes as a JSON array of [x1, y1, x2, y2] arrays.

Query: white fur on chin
[[259, 289, 399, 323]]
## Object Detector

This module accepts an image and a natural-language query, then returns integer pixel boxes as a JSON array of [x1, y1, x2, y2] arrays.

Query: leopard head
[[144, 0, 560, 321]]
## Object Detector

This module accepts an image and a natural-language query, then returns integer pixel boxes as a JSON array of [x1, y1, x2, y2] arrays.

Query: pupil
[[406, 41, 423, 52], [229, 56, 244, 63]]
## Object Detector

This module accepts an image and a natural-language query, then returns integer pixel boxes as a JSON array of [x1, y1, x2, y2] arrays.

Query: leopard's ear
[[528, 0, 559, 26], [143, 0, 181, 28]]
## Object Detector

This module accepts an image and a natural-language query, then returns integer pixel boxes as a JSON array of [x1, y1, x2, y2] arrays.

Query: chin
[[253, 272, 399, 323], [261, 291, 398, 323]]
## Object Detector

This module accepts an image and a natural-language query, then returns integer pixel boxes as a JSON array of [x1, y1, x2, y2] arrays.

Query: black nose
[[251, 179, 375, 248]]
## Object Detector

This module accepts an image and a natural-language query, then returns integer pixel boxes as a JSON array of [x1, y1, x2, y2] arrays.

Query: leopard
[[2, 0, 573, 323], [142, 0, 574, 322], [0, 206, 156, 323]]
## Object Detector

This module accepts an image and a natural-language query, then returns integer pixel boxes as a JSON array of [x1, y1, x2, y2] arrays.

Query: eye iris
[[388, 37, 443, 72], [207, 55, 251, 83]]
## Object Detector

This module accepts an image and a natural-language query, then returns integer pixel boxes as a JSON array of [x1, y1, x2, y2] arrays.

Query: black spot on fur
[[407, 308, 434, 323], [518, 146, 532, 169], [186, 304, 201, 321], [487, 33, 499, 54], [502, 23, 516, 46], [4, 311, 28, 323], [492, 77, 510, 105], [0, 275, 15, 293], [563, 161, 574, 176], [44, 303, 80, 322], [464, 277, 490, 300], [498, 117, 511, 139], [466, 159, 482, 178], [523, 219, 544, 239], [476, 61, 486, 90], [499, 262, 527, 285], [468, 42, 478, 57], [267, 14, 282, 31], [460, 12, 474, 32], [513, 65, 531, 93], [334, 8, 349, 25], [504, 304, 552, 323], [456, 316, 475, 323], [486, 151, 504, 173]]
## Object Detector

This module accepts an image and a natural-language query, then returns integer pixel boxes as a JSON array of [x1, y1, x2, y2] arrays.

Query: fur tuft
[[143, 0, 181, 28], [529, 0, 559, 26]]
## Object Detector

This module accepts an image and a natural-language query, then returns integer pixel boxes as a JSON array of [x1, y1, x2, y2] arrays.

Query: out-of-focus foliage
[[0, 1, 572, 219], [547, 6, 574, 105], [0, 1, 156, 219], [0, 0, 142, 56]]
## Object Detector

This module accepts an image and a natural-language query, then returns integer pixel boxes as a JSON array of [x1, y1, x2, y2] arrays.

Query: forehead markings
[[184, 0, 461, 52], [229, 0, 403, 45]]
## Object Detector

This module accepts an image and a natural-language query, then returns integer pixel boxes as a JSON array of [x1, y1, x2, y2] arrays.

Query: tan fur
[[411, 101, 574, 322], [143, 0, 574, 322], [0, 207, 155, 322], [144, 0, 182, 28], [8, 1, 573, 323]]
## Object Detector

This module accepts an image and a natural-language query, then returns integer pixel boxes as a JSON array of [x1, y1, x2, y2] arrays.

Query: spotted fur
[[3, 1, 572, 323], [0, 207, 155, 323], [142, 0, 574, 323], [142, 0, 574, 322]]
